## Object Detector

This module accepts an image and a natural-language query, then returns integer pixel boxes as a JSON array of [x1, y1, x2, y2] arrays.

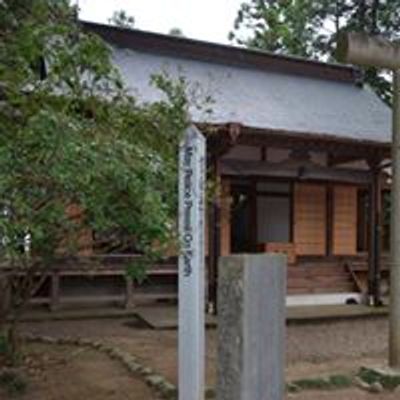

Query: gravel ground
[[286, 317, 388, 363]]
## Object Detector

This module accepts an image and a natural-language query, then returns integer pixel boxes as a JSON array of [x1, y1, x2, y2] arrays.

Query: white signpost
[[178, 125, 206, 400]]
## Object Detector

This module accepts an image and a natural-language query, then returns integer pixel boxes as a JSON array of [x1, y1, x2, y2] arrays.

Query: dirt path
[[1, 343, 159, 400], [21, 316, 389, 383], [16, 316, 396, 399]]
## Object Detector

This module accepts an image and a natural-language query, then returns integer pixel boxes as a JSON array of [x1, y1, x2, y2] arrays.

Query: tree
[[230, 0, 400, 104], [0, 0, 191, 357], [109, 9, 135, 29]]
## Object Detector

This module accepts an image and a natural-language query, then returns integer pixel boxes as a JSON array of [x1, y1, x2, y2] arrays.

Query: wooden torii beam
[[337, 32, 400, 369]]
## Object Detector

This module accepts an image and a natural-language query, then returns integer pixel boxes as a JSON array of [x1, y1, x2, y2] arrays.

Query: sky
[[78, 0, 244, 44]]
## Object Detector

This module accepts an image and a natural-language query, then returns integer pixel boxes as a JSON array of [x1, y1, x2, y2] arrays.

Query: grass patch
[[357, 367, 400, 391], [286, 383, 301, 393], [0, 334, 8, 355], [0, 369, 27, 396], [289, 374, 353, 392], [291, 377, 332, 390], [328, 374, 353, 389]]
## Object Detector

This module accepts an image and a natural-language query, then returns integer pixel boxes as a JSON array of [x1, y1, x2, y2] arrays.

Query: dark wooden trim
[[198, 124, 390, 167], [261, 146, 267, 161], [289, 182, 294, 242], [208, 158, 221, 312], [250, 178, 258, 252], [326, 184, 334, 256], [357, 188, 369, 252], [235, 126, 390, 158], [256, 191, 291, 198], [83, 22, 358, 83], [297, 254, 370, 263], [220, 159, 372, 185], [328, 154, 366, 166], [206, 124, 241, 159]]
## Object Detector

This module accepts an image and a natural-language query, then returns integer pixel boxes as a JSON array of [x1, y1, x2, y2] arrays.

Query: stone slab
[[20, 303, 388, 325], [135, 305, 216, 330], [217, 254, 286, 400]]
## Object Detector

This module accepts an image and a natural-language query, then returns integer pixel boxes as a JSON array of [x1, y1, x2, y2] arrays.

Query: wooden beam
[[236, 127, 390, 159], [328, 153, 366, 166], [197, 123, 390, 162], [205, 123, 241, 160], [207, 157, 221, 313], [220, 159, 372, 185]]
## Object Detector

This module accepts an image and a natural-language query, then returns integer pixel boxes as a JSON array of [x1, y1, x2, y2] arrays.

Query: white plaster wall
[[257, 197, 290, 243]]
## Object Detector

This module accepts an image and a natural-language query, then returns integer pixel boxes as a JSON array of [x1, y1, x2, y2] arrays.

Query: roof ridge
[[82, 20, 360, 84]]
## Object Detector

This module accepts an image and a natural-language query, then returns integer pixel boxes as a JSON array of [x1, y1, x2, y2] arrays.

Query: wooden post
[[207, 157, 220, 314], [206, 123, 241, 313], [326, 184, 333, 256], [50, 272, 60, 312], [125, 276, 134, 309], [250, 178, 258, 252], [220, 180, 231, 256]]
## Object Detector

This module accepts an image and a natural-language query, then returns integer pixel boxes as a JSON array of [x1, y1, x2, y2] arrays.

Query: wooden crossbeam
[[198, 123, 390, 162], [234, 126, 389, 159], [220, 159, 372, 185]]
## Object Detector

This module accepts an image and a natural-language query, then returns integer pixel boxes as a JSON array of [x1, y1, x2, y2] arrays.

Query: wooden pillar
[[207, 123, 240, 313], [208, 171, 232, 312], [249, 179, 258, 252], [125, 276, 134, 309], [50, 271, 60, 312], [326, 184, 333, 256], [208, 158, 221, 313], [220, 180, 231, 256], [368, 160, 382, 306]]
